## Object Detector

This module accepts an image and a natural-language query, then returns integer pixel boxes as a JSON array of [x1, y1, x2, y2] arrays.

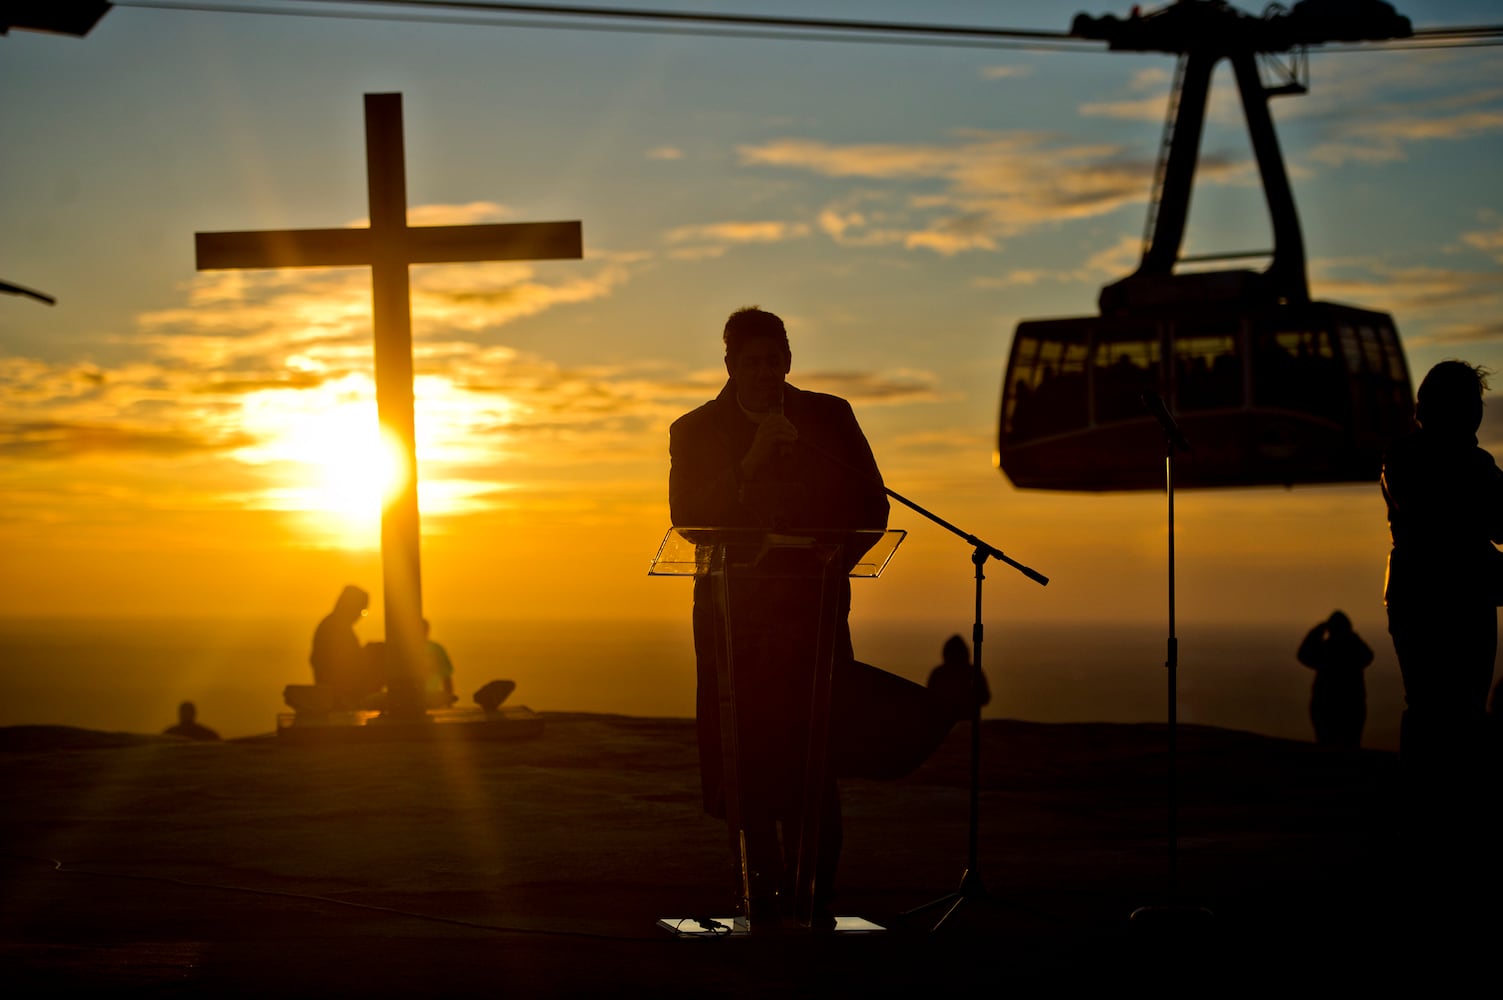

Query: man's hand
[[741, 414, 798, 478]]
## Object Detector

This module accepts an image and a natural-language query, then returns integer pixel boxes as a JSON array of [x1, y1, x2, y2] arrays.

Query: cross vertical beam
[[365, 94, 425, 721], [195, 93, 583, 720]]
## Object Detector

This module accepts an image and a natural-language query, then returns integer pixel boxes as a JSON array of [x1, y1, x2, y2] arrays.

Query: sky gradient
[[4, 1, 1502, 656]]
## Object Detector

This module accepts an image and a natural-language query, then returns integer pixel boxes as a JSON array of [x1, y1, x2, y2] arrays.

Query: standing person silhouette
[[1381, 360, 1503, 898], [1296, 611, 1373, 749], [669, 306, 888, 931]]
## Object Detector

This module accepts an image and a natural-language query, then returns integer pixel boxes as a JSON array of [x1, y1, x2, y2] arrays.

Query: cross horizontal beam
[[196, 221, 583, 270]]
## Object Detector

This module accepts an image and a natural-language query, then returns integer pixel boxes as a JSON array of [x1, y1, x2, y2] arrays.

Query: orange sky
[[3, 3, 1499, 657]]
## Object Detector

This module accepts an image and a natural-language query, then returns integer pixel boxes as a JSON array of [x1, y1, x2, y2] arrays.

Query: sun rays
[[230, 370, 519, 549]]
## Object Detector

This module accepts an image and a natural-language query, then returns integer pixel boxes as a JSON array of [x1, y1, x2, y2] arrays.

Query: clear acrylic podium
[[650, 526, 904, 934]]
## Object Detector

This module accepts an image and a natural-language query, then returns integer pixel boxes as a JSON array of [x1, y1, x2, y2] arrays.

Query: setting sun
[[223, 368, 525, 548], [232, 374, 406, 546]]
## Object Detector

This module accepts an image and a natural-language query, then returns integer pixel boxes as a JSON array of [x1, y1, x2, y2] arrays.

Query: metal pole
[[1166, 443, 1178, 897]]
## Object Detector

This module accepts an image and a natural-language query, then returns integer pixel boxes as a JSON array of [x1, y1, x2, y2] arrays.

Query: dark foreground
[[0, 714, 1486, 995]]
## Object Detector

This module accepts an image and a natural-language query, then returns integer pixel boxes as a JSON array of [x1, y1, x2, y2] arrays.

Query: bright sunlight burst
[[233, 374, 404, 547], [228, 369, 521, 549]]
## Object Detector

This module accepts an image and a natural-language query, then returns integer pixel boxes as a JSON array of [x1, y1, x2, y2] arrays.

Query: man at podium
[[669, 306, 889, 928]]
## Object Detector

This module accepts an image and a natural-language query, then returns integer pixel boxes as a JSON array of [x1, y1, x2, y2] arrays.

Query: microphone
[[1140, 390, 1191, 453], [770, 388, 794, 460]]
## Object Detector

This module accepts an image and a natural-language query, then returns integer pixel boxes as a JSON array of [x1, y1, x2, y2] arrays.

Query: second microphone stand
[[883, 483, 1048, 933], [1130, 391, 1213, 928]]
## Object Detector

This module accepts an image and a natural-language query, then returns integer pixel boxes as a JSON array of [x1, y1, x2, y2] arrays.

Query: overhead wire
[[110, 0, 1098, 51], [107, 0, 1503, 53], [299, 0, 1078, 41]]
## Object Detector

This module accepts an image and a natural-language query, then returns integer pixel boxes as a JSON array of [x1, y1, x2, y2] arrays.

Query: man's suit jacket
[[669, 380, 890, 816]]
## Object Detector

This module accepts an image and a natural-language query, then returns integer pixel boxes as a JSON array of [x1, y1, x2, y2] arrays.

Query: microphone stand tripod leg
[[903, 546, 991, 933]]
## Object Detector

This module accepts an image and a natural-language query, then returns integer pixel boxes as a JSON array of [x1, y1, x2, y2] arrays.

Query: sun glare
[[233, 375, 405, 545], [230, 371, 520, 548]]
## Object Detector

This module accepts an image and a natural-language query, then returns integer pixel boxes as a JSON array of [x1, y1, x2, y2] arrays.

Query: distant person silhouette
[[1296, 611, 1373, 749], [926, 634, 992, 723], [1381, 359, 1503, 895], [163, 701, 219, 741], [310, 585, 381, 709], [422, 618, 458, 709]]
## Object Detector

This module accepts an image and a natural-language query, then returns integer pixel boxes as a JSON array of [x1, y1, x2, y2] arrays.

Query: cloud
[[797, 369, 946, 405], [740, 136, 997, 180], [903, 214, 999, 255], [1306, 255, 1503, 348], [1415, 320, 1503, 345], [405, 201, 513, 226], [980, 65, 1032, 80], [1313, 262, 1502, 313], [736, 131, 1254, 256], [0, 356, 263, 465], [661, 219, 812, 261], [1129, 67, 1172, 91], [135, 244, 639, 374], [0, 205, 948, 536], [196, 371, 331, 395], [666, 245, 728, 261], [816, 199, 909, 249], [0, 421, 251, 460], [1077, 64, 1244, 124], [1304, 88, 1503, 166], [345, 201, 514, 227], [646, 146, 684, 160], [738, 132, 1150, 253], [973, 235, 1142, 289], [413, 255, 635, 331], [0, 326, 951, 541], [1076, 94, 1171, 122], [1463, 224, 1503, 264], [665, 220, 811, 244]]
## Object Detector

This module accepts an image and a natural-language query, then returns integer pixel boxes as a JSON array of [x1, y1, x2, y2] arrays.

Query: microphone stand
[[789, 433, 1047, 932], [890, 486, 1047, 932], [1130, 392, 1212, 929]]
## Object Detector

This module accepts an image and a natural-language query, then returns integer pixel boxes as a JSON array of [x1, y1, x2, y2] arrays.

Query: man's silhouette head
[[1416, 360, 1489, 438], [723, 307, 791, 413]]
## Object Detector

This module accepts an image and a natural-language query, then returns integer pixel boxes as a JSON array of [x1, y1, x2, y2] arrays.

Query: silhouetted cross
[[196, 93, 582, 719]]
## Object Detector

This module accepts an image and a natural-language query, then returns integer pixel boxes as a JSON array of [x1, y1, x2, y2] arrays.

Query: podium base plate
[[656, 915, 884, 937]]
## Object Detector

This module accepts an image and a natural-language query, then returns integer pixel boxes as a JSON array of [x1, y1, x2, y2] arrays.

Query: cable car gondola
[[997, 1, 1415, 492]]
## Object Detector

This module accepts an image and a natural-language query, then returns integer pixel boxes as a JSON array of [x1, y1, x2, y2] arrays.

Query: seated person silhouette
[[309, 585, 382, 710], [1296, 610, 1372, 749], [163, 700, 220, 741]]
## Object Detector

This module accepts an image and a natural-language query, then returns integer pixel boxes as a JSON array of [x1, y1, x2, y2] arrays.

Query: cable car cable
[[106, 1, 1503, 52]]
